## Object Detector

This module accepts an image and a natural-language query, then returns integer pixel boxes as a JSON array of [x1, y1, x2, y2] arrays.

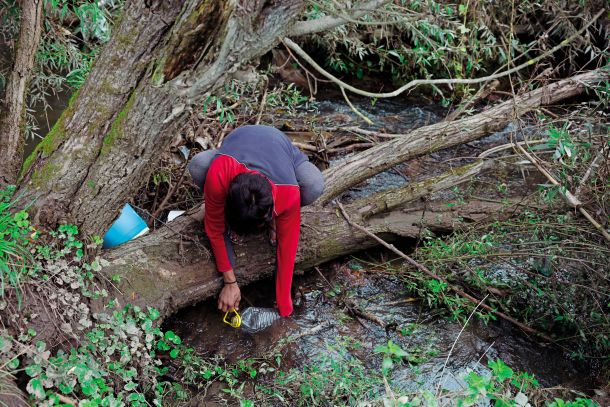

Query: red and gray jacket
[[203, 125, 308, 317]]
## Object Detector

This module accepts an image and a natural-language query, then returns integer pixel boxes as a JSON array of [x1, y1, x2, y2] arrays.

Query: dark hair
[[225, 173, 273, 235]]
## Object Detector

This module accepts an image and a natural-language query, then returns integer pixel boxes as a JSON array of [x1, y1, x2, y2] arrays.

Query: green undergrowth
[[378, 203, 610, 375], [0, 186, 33, 306], [304, 0, 605, 100], [416, 209, 609, 359], [385, 103, 610, 368]]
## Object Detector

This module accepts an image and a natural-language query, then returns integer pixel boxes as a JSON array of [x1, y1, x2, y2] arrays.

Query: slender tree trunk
[[0, 0, 43, 187], [16, 0, 305, 237]]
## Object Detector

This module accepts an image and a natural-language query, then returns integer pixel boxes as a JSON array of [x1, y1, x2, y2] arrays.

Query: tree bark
[[318, 68, 610, 204], [0, 375, 27, 407], [17, 0, 305, 237], [0, 0, 43, 187]]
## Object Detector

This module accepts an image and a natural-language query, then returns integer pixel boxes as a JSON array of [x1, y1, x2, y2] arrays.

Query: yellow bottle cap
[[223, 310, 241, 328]]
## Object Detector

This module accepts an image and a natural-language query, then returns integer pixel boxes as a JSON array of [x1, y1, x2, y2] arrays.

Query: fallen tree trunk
[[319, 68, 609, 204], [353, 160, 490, 219], [102, 198, 507, 318]]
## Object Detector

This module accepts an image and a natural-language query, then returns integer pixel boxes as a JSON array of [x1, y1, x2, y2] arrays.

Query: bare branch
[[318, 68, 609, 204], [289, 0, 391, 37], [512, 139, 610, 243], [341, 87, 373, 124]]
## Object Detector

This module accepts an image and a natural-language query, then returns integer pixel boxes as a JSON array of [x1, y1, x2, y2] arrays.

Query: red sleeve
[[204, 156, 235, 273], [274, 187, 301, 317]]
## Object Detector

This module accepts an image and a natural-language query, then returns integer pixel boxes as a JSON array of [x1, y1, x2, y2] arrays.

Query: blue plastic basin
[[102, 204, 148, 249]]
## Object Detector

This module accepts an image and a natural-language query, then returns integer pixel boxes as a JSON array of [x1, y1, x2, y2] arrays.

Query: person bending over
[[187, 125, 324, 317]]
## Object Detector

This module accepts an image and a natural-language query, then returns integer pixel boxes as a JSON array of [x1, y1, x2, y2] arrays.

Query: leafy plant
[[0, 190, 34, 305], [375, 340, 409, 374]]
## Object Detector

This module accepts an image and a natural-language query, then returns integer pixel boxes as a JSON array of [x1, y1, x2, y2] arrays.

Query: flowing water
[[166, 259, 595, 403]]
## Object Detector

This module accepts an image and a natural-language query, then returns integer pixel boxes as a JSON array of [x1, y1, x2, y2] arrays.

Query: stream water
[[166, 258, 593, 397]]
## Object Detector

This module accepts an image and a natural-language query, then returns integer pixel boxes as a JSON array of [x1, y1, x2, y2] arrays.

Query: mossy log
[[101, 198, 508, 319]]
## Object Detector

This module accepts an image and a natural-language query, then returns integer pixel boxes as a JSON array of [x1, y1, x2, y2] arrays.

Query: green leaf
[[148, 307, 160, 320], [26, 378, 46, 400], [169, 348, 180, 358], [81, 380, 98, 396], [58, 381, 75, 394], [164, 330, 182, 345], [489, 359, 514, 381], [124, 381, 138, 391], [25, 363, 42, 377], [382, 357, 393, 371], [127, 392, 145, 402], [7, 358, 19, 369], [157, 340, 170, 351]]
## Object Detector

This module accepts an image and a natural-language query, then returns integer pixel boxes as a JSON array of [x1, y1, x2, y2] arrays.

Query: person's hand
[[218, 283, 241, 312]]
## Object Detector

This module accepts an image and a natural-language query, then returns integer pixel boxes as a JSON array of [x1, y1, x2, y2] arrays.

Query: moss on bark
[[101, 89, 138, 155], [19, 88, 81, 180]]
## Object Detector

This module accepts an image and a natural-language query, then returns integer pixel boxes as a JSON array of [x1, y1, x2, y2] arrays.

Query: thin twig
[[255, 85, 269, 125], [574, 147, 607, 198], [444, 80, 499, 122], [436, 294, 489, 397], [282, 41, 332, 85], [340, 126, 403, 138], [476, 340, 496, 366], [340, 87, 373, 124], [336, 201, 554, 341], [58, 394, 77, 406], [314, 266, 374, 329], [151, 163, 189, 220]]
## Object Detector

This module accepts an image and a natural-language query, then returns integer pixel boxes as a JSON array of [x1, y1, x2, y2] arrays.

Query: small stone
[[514, 392, 528, 406]]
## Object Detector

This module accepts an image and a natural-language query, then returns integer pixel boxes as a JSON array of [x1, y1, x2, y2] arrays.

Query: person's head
[[225, 173, 273, 235]]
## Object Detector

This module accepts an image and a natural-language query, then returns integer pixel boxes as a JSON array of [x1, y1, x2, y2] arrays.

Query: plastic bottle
[[239, 307, 281, 333]]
